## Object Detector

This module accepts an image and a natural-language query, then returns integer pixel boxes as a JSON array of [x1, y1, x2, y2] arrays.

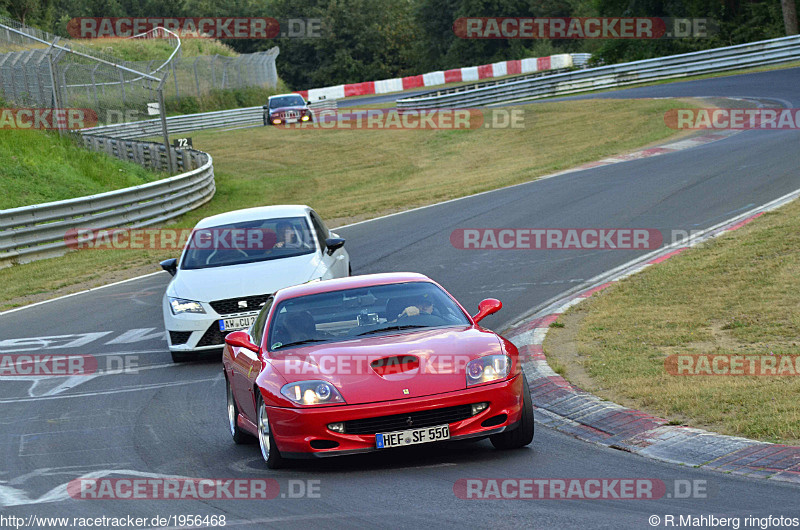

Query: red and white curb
[[505, 187, 800, 484], [295, 54, 572, 102]]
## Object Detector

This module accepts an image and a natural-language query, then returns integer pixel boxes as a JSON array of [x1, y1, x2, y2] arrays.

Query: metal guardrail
[[87, 107, 264, 139], [0, 139, 214, 266], [397, 35, 800, 109]]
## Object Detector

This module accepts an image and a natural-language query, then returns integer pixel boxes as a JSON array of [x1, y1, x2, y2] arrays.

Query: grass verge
[[544, 200, 800, 444], [0, 97, 695, 310], [0, 130, 164, 209]]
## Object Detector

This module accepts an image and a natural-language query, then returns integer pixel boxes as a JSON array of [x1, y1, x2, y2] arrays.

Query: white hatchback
[[160, 205, 350, 362]]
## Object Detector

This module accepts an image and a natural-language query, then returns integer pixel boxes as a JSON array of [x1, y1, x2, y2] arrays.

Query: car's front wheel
[[257, 394, 284, 469], [227, 377, 252, 444], [490, 372, 534, 450]]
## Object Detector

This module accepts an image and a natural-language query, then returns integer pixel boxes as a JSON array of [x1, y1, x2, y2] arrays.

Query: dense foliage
[[4, 0, 797, 89]]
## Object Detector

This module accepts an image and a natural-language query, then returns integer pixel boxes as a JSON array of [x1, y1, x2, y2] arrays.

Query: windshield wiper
[[356, 324, 429, 337], [273, 338, 329, 349]]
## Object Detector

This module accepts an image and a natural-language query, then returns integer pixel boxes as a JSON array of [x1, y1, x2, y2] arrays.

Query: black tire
[[490, 372, 534, 450], [170, 351, 191, 363], [263, 114, 268, 126], [226, 377, 252, 444], [257, 394, 285, 469], [348, 264, 352, 276]]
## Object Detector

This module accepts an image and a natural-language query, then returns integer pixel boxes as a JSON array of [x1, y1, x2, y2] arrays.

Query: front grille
[[210, 294, 270, 315], [197, 323, 226, 347], [169, 331, 192, 345], [343, 404, 474, 435]]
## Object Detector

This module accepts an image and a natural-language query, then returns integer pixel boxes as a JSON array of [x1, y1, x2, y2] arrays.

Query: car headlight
[[281, 380, 345, 406], [168, 297, 206, 315], [466, 355, 511, 386]]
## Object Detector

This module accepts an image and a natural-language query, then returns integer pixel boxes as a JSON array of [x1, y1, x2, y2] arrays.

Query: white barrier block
[[422, 71, 445, 87], [461, 66, 479, 82], [491, 61, 508, 78], [520, 58, 539, 74], [375, 78, 404, 94], [550, 54, 573, 69], [307, 85, 346, 102]]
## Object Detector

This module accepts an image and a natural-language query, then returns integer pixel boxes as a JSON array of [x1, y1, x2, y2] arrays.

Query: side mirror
[[225, 331, 259, 353], [262, 105, 269, 109], [325, 237, 346, 256], [160, 258, 178, 276], [472, 298, 502, 324]]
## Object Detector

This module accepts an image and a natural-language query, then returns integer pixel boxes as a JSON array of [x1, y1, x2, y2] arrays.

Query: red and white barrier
[[295, 53, 573, 102]]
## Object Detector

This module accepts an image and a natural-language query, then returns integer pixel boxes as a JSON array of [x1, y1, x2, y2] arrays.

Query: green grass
[[0, 97, 695, 309], [0, 130, 164, 209], [77, 38, 238, 61], [546, 200, 800, 444]]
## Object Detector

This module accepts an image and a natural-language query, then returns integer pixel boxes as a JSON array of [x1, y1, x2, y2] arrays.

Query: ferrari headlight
[[466, 355, 511, 386], [281, 380, 345, 406], [169, 297, 205, 315]]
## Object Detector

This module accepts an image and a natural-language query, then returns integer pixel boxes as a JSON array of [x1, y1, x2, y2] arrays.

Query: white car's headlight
[[281, 381, 345, 406], [466, 355, 511, 387], [169, 297, 206, 315]]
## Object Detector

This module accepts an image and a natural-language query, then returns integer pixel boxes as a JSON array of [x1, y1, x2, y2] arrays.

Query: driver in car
[[399, 294, 437, 318], [274, 221, 303, 249]]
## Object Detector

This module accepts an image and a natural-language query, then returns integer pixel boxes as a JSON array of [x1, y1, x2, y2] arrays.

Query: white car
[[160, 205, 350, 362]]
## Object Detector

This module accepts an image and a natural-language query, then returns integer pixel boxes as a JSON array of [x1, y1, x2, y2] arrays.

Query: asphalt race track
[[1, 68, 798, 528]]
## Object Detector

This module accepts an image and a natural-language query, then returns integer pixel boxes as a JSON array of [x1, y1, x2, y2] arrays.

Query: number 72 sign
[[172, 137, 193, 148]]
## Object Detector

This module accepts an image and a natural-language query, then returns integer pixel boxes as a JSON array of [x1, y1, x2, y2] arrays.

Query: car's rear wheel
[[257, 394, 284, 469], [226, 377, 251, 444], [490, 372, 534, 450]]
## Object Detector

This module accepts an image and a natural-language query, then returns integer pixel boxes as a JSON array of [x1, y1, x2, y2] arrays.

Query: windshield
[[269, 95, 306, 108], [266, 281, 471, 350], [180, 216, 315, 270]]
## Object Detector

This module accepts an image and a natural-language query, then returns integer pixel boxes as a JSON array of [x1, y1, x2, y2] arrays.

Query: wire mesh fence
[[0, 16, 279, 127]]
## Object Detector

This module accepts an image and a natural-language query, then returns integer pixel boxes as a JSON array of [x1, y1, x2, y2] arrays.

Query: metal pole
[[46, 37, 64, 135], [157, 74, 173, 173]]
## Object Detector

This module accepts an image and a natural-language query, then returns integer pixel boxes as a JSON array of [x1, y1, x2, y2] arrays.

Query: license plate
[[376, 424, 450, 449], [286, 118, 298, 123], [219, 315, 257, 332]]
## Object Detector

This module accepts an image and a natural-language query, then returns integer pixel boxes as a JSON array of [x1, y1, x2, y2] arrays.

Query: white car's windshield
[[181, 216, 315, 270], [269, 95, 306, 108], [267, 282, 471, 350]]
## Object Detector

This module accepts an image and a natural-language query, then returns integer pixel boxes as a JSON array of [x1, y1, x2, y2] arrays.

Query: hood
[[167, 253, 322, 303], [270, 106, 308, 113], [269, 327, 504, 405]]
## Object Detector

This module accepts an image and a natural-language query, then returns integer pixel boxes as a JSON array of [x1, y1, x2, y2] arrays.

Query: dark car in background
[[263, 94, 313, 126]]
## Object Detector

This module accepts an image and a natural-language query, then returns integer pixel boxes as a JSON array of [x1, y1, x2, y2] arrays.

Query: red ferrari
[[222, 272, 533, 468]]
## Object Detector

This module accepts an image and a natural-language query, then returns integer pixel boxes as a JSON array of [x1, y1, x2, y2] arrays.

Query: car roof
[[275, 272, 433, 301], [268, 93, 305, 100], [194, 205, 311, 229]]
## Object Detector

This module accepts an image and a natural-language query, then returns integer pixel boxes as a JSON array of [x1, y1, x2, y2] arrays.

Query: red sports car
[[222, 272, 533, 468]]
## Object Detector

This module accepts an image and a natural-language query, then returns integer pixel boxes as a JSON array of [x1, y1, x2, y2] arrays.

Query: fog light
[[301, 115, 310, 121], [272, 118, 281, 125], [471, 402, 489, 415], [328, 422, 345, 433]]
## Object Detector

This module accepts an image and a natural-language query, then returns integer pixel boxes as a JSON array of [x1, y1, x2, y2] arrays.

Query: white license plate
[[219, 315, 257, 332], [285, 118, 298, 123], [376, 424, 450, 449]]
